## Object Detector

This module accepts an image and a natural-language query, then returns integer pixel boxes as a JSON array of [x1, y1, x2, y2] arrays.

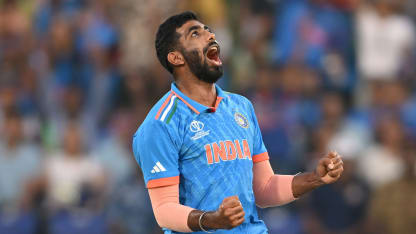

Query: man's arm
[[187, 196, 245, 231], [148, 185, 245, 232], [252, 152, 343, 207], [292, 152, 343, 197], [252, 159, 296, 208]]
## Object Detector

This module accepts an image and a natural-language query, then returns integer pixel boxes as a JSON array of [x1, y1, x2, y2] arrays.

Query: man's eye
[[192, 31, 199, 37]]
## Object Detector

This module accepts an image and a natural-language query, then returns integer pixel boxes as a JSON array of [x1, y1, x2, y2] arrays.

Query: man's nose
[[208, 31, 216, 41]]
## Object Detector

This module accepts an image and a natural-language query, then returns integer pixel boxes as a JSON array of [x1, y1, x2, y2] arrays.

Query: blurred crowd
[[1, 0, 416, 234]]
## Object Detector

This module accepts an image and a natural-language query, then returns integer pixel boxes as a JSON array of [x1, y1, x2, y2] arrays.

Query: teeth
[[208, 45, 218, 52], [208, 48, 217, 54]]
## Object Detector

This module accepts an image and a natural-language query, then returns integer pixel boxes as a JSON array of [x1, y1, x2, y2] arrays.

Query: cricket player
[[132, 11, 344, 233]]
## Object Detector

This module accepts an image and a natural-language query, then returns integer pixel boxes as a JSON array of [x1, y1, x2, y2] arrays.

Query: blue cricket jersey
[[133, 83, 270, 234]]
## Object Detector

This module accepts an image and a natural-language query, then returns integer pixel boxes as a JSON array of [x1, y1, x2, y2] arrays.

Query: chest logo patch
[[234, 112, 249, 129], [190, 120, 210, 140]]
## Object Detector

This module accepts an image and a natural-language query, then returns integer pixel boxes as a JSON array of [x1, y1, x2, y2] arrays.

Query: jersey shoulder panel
[[144, 91, 176, 123], [133, 90, 193, 154], [225, 92, 254, 110], [141, 90, 195, 128]]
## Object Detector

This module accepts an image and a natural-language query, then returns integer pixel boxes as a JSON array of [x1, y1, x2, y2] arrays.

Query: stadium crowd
[[0, 0, 415, 233]]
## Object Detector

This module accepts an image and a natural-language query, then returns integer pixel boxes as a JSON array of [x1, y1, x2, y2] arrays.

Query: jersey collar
[[170, 83, 227, 114]]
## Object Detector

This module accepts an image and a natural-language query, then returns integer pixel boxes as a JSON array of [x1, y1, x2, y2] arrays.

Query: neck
[[174, 72, 218, 107]]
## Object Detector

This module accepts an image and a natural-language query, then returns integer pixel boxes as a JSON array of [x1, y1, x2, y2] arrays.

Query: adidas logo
[[151, 161, 167, 173]]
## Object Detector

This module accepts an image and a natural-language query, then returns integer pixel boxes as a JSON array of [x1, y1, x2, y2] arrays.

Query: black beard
[[181, 47, 223, 84]]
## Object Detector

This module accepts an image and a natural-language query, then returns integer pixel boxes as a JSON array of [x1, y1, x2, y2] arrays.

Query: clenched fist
[[188, 195, 246, 232], [316, 151, 344, 184], [292, 151, 345, 198], [211, 195, 245, 229]]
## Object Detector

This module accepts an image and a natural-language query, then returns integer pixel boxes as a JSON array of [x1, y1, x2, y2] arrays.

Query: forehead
[[176, 20, 205, 37]]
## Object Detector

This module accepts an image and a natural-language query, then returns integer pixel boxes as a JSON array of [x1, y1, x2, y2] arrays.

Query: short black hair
[[155, 11, 199, 74]]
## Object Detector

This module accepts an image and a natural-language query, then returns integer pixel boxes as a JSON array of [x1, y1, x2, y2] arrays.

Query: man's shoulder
[[134, 91, 188, 138], [146, 91, 176, 120]]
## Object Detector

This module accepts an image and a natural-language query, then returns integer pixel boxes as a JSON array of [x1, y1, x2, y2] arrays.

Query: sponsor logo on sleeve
[[151, 161, 167, 173]]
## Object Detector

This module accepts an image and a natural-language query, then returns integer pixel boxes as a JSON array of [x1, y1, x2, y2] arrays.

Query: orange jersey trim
[[171, 89, 200, 114], [209, 96, 223, 112], [155, 92, 174, 120], [252, 152, 270, 163], [147, 176, 180, 188]]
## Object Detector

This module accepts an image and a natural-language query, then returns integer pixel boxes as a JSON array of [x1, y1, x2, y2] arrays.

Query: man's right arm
[[135, 121, 245, 231], [148, 185, 245, 232]]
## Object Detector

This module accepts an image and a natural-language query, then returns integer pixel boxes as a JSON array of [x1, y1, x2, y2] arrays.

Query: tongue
[[207, 49, 217, 59], [209, 55, 221, 66]]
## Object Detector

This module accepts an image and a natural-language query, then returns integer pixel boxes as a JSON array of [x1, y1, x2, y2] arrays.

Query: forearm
[[187, 210, 222, 231], [291, 172, 325, 198], [254, 174, 296, 208], [148, 185, 221, 232], [254, 152, 343, 206], [156, 202, 195, 232], [152, 201, 219, 232], [252, 160, 296, 208], [148, 185, 194, 232]]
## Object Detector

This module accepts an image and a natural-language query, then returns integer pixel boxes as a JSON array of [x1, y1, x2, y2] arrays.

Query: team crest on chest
[[234, 112, 249, 129]]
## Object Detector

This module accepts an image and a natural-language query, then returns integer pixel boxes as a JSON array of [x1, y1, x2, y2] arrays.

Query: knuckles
[[222, 210, 235, 219], [218, 197, 245, 230], [222, 200, 239, 208]]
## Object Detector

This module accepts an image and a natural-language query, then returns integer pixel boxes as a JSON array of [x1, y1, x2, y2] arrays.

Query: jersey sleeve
[[132, 120, 180, 188], [247, 100, 269, 163]]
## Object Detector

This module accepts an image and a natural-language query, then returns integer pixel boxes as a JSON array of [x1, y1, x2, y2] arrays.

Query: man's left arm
[[252, 151, 344, 208], [247, 99, 343, 207], [292, 151, 343, 198]]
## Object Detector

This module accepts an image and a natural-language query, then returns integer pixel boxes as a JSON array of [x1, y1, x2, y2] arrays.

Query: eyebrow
[[186, 25, 202, 38]]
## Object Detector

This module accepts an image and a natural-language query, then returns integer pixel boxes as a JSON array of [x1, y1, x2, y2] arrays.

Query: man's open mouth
[[206, 44, 222, 66]]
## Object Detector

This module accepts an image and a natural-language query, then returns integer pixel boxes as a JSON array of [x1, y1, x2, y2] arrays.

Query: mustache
[[203, 41, 219, 55]]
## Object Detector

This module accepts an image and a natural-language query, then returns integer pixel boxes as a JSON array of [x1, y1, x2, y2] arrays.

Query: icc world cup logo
[[190, 120, 204, 132]]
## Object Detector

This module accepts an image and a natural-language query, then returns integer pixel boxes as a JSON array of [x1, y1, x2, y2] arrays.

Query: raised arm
[[292, 151, 343, 197], [253, 152, 343, 208], [252, 158, 296, 208]]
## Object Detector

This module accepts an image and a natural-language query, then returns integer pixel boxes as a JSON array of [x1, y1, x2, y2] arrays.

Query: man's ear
[[167, 51, 185, 68]]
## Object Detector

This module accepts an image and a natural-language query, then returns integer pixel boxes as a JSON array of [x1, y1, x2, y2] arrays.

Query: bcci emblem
[[234, 112, 249, 129]]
